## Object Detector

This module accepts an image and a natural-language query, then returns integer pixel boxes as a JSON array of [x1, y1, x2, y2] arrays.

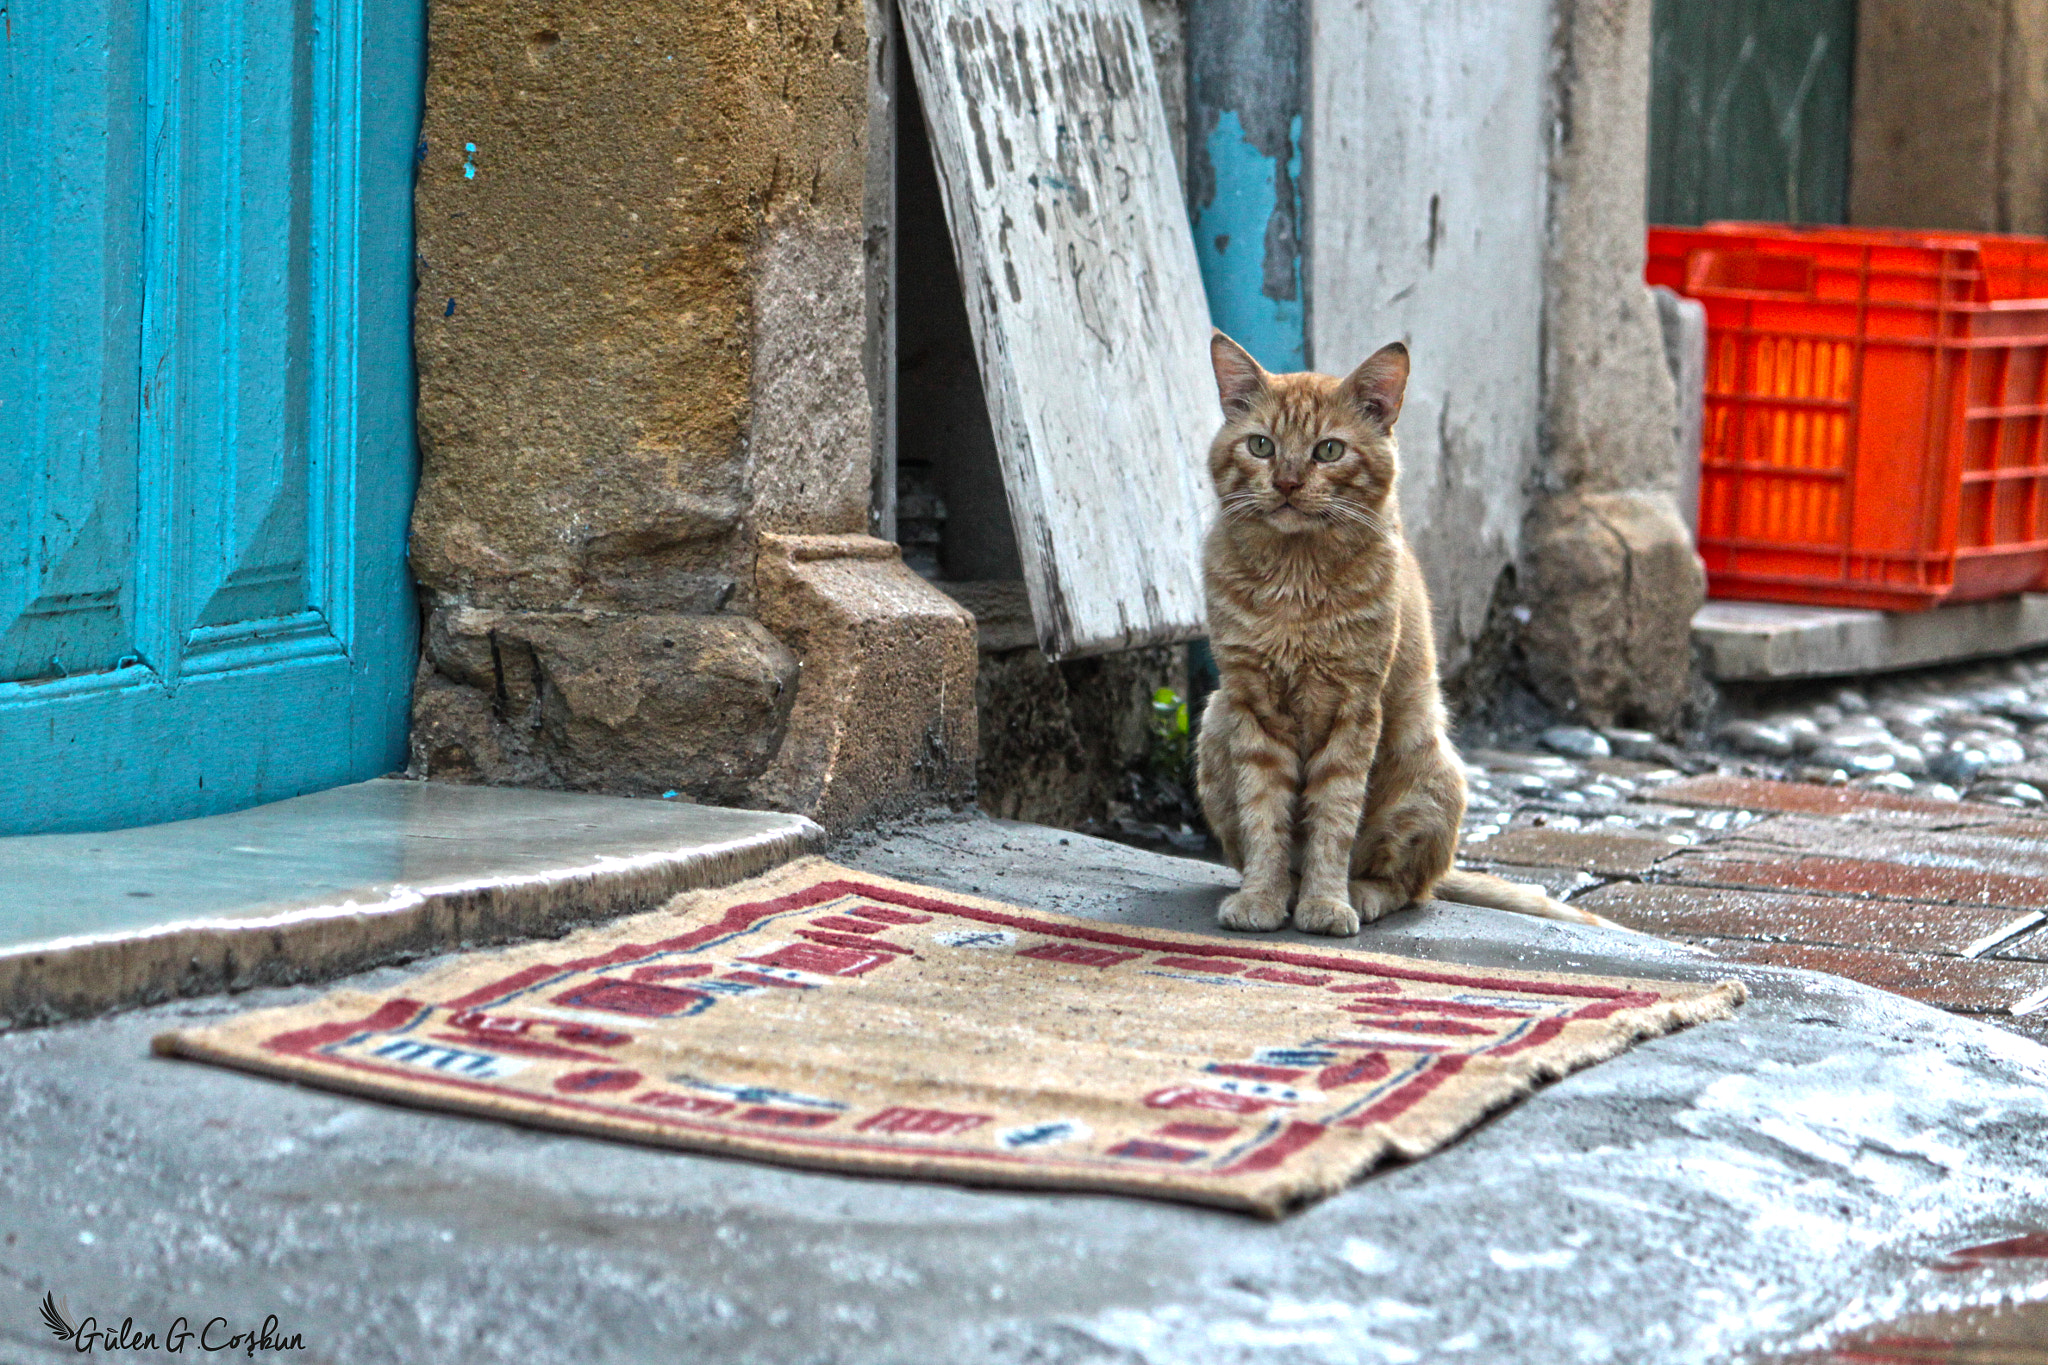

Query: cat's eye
[[1246, 434, 1274, 459], [1312, 439, 1345, 464]]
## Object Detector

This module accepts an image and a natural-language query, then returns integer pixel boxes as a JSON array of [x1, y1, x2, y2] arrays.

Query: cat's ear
[[1210, 331, 1269, 417], [1342, 342, 1409, 427]]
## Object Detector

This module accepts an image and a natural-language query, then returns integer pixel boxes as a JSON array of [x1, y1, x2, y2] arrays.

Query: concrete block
[[411, 608, 801, 803], [750, 534, 977, 831], [1652, 284, 1705, 535], [0, 780, 823, 1030], [1517, 0, 1705, 730], [1693, 595, 2048, 681]]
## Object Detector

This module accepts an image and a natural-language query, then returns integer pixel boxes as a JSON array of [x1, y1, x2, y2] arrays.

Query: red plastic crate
[[1647, 222, 2048, 610]]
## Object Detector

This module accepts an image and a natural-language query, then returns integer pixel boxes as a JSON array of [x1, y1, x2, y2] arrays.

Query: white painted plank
[[900, 0, 1216, 657]]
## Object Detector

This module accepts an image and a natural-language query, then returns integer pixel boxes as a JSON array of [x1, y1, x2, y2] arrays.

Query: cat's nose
[[1273, 470, 1303, 495]]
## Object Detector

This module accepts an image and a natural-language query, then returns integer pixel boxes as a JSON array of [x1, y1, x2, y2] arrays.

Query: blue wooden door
[[1, 0, 422, 835], [1648, 0, 1855, 227]]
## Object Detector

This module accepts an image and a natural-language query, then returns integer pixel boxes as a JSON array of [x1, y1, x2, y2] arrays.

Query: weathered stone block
[[1525, 0, 1703, 731], [750, 212, 873, 538], [406, 0, 869, 615], [749, 533, 977, 830], [412, 609, 799, 803], [1522, 490, 1704, 730]]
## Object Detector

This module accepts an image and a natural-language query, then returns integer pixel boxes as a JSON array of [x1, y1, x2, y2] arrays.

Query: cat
[[1194, 331, 1620, 935]]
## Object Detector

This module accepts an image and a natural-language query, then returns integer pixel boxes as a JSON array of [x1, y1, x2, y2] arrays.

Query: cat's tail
[[1432, 869, 1634, 931]]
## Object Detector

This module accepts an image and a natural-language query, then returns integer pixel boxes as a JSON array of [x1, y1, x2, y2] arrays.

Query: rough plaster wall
[[412, 0, 868, 609], [750, 214, 873, 536], [1139, 0, 1190, 186], [2002, 1, 2048, 235], [408, 0, 875, 799], [1528, 0, 1703, 729], [1541, 0, 1681, 498], [1305, 0, 1549, 683], [1850, 0, 2048, 234]]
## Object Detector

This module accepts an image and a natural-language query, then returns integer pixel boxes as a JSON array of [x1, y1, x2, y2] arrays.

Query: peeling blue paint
[[462, 142, 477, 180], [1191, 111, 1303, 372]]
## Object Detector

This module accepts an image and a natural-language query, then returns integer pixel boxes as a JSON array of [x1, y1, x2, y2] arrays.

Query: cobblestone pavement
[[1463, 668, 2048, 1048], [1092, 652, 2048, 1049], [1523, 649, 2048, 806]]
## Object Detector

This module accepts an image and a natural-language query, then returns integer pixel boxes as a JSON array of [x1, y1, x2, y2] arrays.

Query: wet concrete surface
[[3, 815, 2046, 1364], [0, 781, 823, 1033], [1, 781, 818, 951]]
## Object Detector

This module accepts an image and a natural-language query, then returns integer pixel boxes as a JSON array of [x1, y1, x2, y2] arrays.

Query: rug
[[153, 858, 1746, 1217]]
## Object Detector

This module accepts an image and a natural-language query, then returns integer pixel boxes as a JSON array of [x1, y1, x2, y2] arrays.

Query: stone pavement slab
[[1462, 826, 1690, 876], [1657, 847, 2048, 911], [0, 779, 823, 1031], [1692, 594, 2048, 681], [1576, 882, 2032, 958], [1, 815, 2045, 1363], [1651, 774, 2021, 827], [1469, 772, 2048, 1044], [1685, 937, 2048, 1018], [1709, 815, 2048, 871]]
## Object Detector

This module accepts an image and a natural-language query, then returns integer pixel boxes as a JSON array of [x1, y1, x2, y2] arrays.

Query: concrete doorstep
[[0, 779, 824, 1031], [1693, 594, 2048, 681], [0, 811, 2044, 1363]]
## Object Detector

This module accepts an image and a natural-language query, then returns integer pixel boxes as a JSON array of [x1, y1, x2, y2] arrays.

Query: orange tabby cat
[[1195, 332, 1618, 935]]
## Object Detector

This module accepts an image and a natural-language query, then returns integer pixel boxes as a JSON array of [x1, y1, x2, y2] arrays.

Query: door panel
[[164, 0, 316, 637], [1, 0, 147, 687], [0, 0, 421, 835], [1648, 0, 1856, 228], [898, 0, 1216, 658]]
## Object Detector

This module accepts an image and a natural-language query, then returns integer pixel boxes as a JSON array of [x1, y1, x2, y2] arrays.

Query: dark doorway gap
[[893, 52, 1025, 584]]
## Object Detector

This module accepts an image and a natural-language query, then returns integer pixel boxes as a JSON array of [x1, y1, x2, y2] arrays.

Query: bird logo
[[40, 1292, 77, 1343]]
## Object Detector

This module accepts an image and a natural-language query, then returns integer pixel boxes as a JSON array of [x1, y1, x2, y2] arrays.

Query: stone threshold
[[1693, 593, 2048, 681], [0, 779, 824, 1031]]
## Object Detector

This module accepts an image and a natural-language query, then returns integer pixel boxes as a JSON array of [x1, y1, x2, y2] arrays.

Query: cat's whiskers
[[1218, 490, 1269, 523], [1320, 500, 1389, 537]]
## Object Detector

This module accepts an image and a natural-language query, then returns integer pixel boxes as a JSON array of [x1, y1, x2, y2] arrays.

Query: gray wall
[[1305, 0, 1550, 683]]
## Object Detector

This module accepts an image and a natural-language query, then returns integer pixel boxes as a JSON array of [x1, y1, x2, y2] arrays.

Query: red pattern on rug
[[157, 864, 1742, 1216]]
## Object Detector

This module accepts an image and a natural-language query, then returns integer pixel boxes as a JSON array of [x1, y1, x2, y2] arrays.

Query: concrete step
[[1692, 593, 2048, 681], [0, 779, 822, 1030]]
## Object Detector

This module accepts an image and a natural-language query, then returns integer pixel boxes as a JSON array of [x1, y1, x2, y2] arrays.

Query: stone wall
[[407, 0, 974, 830], [1851, 0, 2048, 234], [402, 0, 1707, 838]]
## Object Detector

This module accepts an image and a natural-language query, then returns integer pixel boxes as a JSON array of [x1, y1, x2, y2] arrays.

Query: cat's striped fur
[[1195, 332, 1621, 935]]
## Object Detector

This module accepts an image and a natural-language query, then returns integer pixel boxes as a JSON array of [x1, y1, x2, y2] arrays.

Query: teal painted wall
[[1187, 0, 1305, 373], [1193, 111, 1305, 374]]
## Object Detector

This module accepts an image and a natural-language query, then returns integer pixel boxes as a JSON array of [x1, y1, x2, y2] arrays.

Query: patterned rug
[[154, 858, 1745, 1217]]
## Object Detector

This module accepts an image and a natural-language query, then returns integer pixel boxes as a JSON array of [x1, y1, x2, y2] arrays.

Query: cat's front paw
[[1217, 888, 1290, 932], [1348, 879, 1407, 925], [1293, 893, 1361, 937]]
